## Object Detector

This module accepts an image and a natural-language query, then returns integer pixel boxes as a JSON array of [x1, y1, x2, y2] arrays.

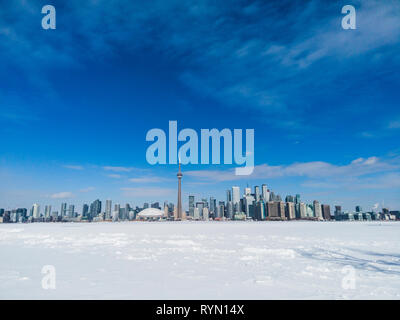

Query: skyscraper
[[209, 197, 217, 214], [254, 186, 260, 202], [321, 204, 331, 220], [335, 205, 342, 220], [32, 203, 40, 219], [189, 195, 195, 217], [227, 201, 233, 219], [261, 184, 268, 202], [202, 207, 209, 220], [61, 202, 67, 216], [193, 207, 200, 220], [267, 201, 279, 219], [300, 202, 307, 218], [278, 201, 286, 219], [313, 200, 322, 220], [232, 186, 240, 206], [285, 195, 294, 203], [151, 202, 160, 209], [196, 202, 205, 215], [68, 205, 75, 218], [105, 200, 112, 219], [44, 205, 52, 218], [82, 204, 89, 217], [90, 199, 102, 217], [255, 201, 265, 220], [285, 202, 295, 220], [218, 203, 225, 219], [226, 190, 231, 203], [244, 195, 255, 217], [210, 197, 217, 215], [270, 191, 276, 201]]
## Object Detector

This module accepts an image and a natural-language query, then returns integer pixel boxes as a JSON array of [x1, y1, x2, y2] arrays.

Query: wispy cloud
[[388, 119, 400, 129], [63, 165, 84, 170], [129, 176, 171, 184], [358, 116, 400, 138], [185, 156, 400, 184], [50, 191, 74, 199], [79, 187, 95, 193], [302, 172, 400, 190], [107, 174, 122, 179], [103, 166, 133, 172]]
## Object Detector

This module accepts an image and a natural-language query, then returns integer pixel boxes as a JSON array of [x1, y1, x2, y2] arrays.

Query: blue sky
[[1, 0, 400, 211]]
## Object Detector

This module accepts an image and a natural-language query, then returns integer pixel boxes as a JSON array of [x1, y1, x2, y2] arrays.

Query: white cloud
[[388, 120, 400, 129], [79, 187, 95, 193], [103, 166, 133, 172], [185, 156, 400, 182], [302, 172, 400, 190], [50, 192, 74, 199], [63, 165, 84, 170], [129, 176, 170, 183], [363, 157, 378, 165], [107, 174, 122, 179]]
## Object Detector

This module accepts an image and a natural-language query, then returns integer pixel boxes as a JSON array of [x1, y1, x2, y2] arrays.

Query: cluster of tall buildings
[[186, 185, 399, 221], [0, 199, 165, 223], [0, 183, 399, 223]]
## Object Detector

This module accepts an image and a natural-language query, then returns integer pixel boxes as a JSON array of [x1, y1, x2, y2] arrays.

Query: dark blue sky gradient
[[1, 0, 399, 210]]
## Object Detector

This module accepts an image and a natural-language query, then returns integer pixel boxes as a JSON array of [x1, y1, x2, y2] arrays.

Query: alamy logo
[[41, 265, 56, 290], [146, 121, 254, 175], [341, 5, 356, 30], [41, 5, 56, 30], [341, 265, 356, 290]]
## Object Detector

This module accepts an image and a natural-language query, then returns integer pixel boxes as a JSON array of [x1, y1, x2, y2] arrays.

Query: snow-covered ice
[[0, 221, 399, 299]]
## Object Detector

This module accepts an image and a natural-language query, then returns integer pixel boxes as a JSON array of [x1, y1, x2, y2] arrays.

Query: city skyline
[[1, 178, 398, 222], [0, 159, 399, 213]]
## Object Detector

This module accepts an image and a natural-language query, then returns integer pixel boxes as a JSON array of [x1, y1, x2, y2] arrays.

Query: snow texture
[[0, 221, 399, 299]]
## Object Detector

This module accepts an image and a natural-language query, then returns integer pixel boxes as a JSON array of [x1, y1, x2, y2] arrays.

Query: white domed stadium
[[137, 208, 164, 220]]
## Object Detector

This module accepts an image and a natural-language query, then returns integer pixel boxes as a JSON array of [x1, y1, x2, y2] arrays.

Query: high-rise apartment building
[[232, 186, 240, 206], [226, 190, 231, 203], [321, 204, 331, 220], [82, 204, 89, 217], [61, 203, 67, 216], [68, 205, 75, 218], [32, 203, 40, 219], [254, 186, 260, 202], [226, 201, 233, 219], [189, 195, 195, 217], [90, 199, 102, 217], [105, 200, 112, 219], [261, 184, 268, 202], [44, 205, 52, 218], [313, 200, 322, 220], [286, 202, 295, 220]]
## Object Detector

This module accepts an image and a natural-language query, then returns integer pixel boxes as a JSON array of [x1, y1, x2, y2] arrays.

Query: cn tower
[[177, 160, 183, 220]]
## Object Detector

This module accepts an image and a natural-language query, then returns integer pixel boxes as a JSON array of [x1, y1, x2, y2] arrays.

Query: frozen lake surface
[[0, 221, 399, 299]]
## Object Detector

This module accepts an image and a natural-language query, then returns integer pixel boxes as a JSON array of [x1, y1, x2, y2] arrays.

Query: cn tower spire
[[177, 157, 183, 220]]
